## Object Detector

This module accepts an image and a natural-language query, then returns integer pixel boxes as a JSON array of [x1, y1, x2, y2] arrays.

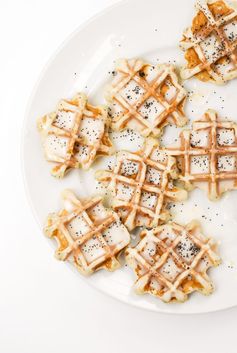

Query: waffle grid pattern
[[165, 109, 237, 200], [181, 0, 237, 84], [96, 139, 187, 230], [126, 221, 221, 302], [38, 93, 112, 177], [107, 59, 187, 136], [45, 190, 130, 275]]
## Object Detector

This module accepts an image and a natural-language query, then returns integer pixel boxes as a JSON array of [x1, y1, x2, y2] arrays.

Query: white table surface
[[1, 1, 236, 352]]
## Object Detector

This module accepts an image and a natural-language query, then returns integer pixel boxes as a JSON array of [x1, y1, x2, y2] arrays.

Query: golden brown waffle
[[44, 190, 130, 275], [126, 221, 221, 303], [106, 58, 187, 137], [180, 0, 237, 84], [165, 109, 237, 200], [96, 138, 187, 231], [38, 93, 112, 177]]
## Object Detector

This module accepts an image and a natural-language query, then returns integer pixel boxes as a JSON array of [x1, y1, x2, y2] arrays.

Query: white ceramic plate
[[22, 0, 237, 314]]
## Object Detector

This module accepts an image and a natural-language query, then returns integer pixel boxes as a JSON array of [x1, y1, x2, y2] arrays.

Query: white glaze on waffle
[[44, 190, 130, 275], [165, 109, 237, 200], [38, 93, 112, 177], [126, 221, 221, 303], [107, 59, 187, 137], [180, 0, 237, 84], [96, 138, 187, 231]]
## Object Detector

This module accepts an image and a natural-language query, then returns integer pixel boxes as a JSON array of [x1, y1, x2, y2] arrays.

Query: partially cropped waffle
[[96, 138, 187, 231], [126, 221, 221, 303], [106, 58, 187, 137], [165, 109, 237, 200], [38, 93, 112, 177], [44, 190, 130, 275], [180, 0, 237, 84]]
